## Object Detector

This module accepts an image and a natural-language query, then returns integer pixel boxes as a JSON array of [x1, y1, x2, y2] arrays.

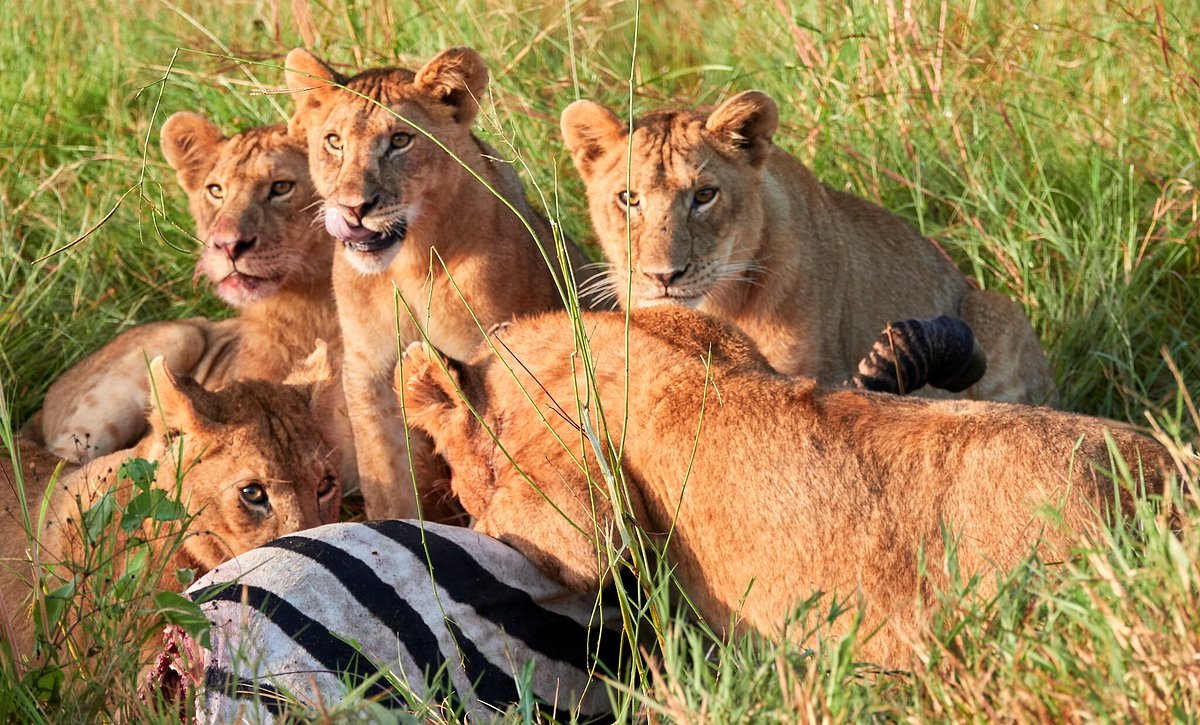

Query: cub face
[[140, 354, 342, 569], [561, 92, 779, 310], [284, 47, 489, 275], [160, 115, 328, 306]]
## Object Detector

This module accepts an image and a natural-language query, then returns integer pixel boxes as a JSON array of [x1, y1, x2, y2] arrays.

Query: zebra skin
[[145, 520, 625, 722]]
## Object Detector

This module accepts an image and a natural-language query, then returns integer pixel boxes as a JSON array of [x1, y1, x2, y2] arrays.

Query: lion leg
[[957, 289, 1056, 405], [37, 318, 221, 462]]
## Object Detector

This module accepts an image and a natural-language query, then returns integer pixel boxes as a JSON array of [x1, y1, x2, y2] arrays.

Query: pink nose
[[212, 235, 257, 261], [642, 265, 689, 288]]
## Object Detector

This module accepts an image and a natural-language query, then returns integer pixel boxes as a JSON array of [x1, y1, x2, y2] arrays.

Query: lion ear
[[147, 356, 211, 438], [285, 48, 344, 139], [560, 100, 624, 182], [704, 90, 778, 168], [413, 47, 489, 126], [160, 112, 225, 194], [285, 340, 335, 414]]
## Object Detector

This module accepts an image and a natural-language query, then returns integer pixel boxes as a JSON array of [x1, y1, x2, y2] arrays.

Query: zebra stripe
[[164, 520, 620, 723]]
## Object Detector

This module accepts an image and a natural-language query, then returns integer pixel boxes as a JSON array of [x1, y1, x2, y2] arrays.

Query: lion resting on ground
[[32, 116, 340, 462], [0, 349, 342, 660], [284, 46, 590, 519], [561, 92, 1054, 403], [401, 307, 1169, 667]]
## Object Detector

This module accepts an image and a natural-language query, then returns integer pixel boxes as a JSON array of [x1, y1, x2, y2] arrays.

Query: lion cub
[[0, 350, 342, 660], [400, 307, 1169, 667], [33, 116, 340, 462], [284, 47, 590, 519], [561, 93, 1054, 404]]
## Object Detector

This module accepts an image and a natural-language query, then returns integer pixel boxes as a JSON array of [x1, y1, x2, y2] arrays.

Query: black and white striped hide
[[149, 520, 623, 722]]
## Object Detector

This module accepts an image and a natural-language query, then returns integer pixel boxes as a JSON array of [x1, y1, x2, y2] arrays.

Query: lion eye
[[389, 132, 414, 151], [693, 187, 718, 206], [206, 184, 224, 200], [240, 482, 269, 508], [324, 133, 343, 152], [317, 474, 338, 499], [617, 190, 640, 207], [269, 180, 294, 198]]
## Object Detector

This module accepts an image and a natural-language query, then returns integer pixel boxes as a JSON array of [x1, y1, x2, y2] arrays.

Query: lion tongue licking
[[324, 208, 385, 248]]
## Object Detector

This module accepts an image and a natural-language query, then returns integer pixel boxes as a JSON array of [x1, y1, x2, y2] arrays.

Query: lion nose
[[212, 235, 257, 261], [642, 264, 690, 289], [340, 196, 379, 225]]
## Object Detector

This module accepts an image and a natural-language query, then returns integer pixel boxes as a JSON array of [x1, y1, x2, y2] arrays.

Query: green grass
[[1, 0, 1197, 721]]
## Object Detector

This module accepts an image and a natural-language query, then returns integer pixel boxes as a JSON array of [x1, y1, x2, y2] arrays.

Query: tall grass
[[0, 0, 1196, 721]]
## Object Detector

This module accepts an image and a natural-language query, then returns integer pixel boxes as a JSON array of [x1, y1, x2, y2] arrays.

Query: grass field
[[0, 0, 1197, 721]]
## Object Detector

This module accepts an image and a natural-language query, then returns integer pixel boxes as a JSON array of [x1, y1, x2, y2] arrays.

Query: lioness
[[34, 116, 341, 463], [400, 307, 1169, 667], [561, 92, 1054, 404], [0, 349, 342, 660], [284, 46, 590, 519]]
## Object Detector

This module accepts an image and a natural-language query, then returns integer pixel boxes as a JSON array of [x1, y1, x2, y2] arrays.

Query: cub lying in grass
[[0, 350, 342, 661], [561, 92, 1054, 404], [400, 306, 1169, 667], [33, 116, 339, 463]]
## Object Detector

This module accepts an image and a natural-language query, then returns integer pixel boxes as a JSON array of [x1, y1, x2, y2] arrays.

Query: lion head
[[132, 349, 342, 569], [160, 114, 330, 306], [283, 46, 491, 275], [561, 91, 779, 310]]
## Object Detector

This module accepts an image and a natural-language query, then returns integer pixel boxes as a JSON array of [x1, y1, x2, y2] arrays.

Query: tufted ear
[[160, 112, 225, 194], [704, 90, 778, 168], [147, 356, 212, 439], [285, 48, 344, 139], [413, 47, 490, 126], [285, 339, 334, 412], [397, 342, 466, 429], [560, 100, 625, 182]]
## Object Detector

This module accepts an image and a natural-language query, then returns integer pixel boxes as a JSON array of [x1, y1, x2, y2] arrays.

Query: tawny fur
[[401, 307, 1170, 667], [284, 47, 590, 519], [561, 93, 1054, 404], [32, 117, 351, 478], [0, 352, 342, 661]]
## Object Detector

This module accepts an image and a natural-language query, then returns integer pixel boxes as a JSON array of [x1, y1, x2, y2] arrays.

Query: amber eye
[[390, 131, 414, 151], [240, 482, 269, 508], [324, 133, 343, 152], [317, 474, 338, 499], [693, 187, 718, 206], [617, 190, 640, 207], [206, 184, 224, 200], [269, 180, 294, 198]]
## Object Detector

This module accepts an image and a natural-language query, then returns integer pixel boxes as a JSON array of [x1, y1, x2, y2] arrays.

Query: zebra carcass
[[144, 520, 624, 722]]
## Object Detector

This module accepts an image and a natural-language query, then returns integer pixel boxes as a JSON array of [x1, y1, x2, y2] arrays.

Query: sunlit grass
[[0, 0, 1196, 721]]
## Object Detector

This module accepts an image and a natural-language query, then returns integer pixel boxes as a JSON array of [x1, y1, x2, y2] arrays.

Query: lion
[[399, 307, 1171, 667], [560, 92, 1055, 404], [0, 347, 343, 661], [284, 46, 591, 520], [32, 116, 343, 464]]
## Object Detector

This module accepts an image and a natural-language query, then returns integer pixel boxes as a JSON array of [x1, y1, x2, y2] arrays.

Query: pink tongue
[[324, 209, 377, 241]]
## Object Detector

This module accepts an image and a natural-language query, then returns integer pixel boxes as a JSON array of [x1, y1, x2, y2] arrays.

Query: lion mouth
[[325, 209, 406, 253], [214, 271, 284, 305], [639, 293, 704, 309]]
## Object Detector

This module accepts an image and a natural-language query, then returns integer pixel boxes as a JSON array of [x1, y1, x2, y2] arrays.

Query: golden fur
[[32, 117, 347, 469], [561, 92, 1054, 404], [160, 114, 340, 383], [0, 351, 342, 660], [284, 46, 589, 519], [401, 307, 1169, 666]]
